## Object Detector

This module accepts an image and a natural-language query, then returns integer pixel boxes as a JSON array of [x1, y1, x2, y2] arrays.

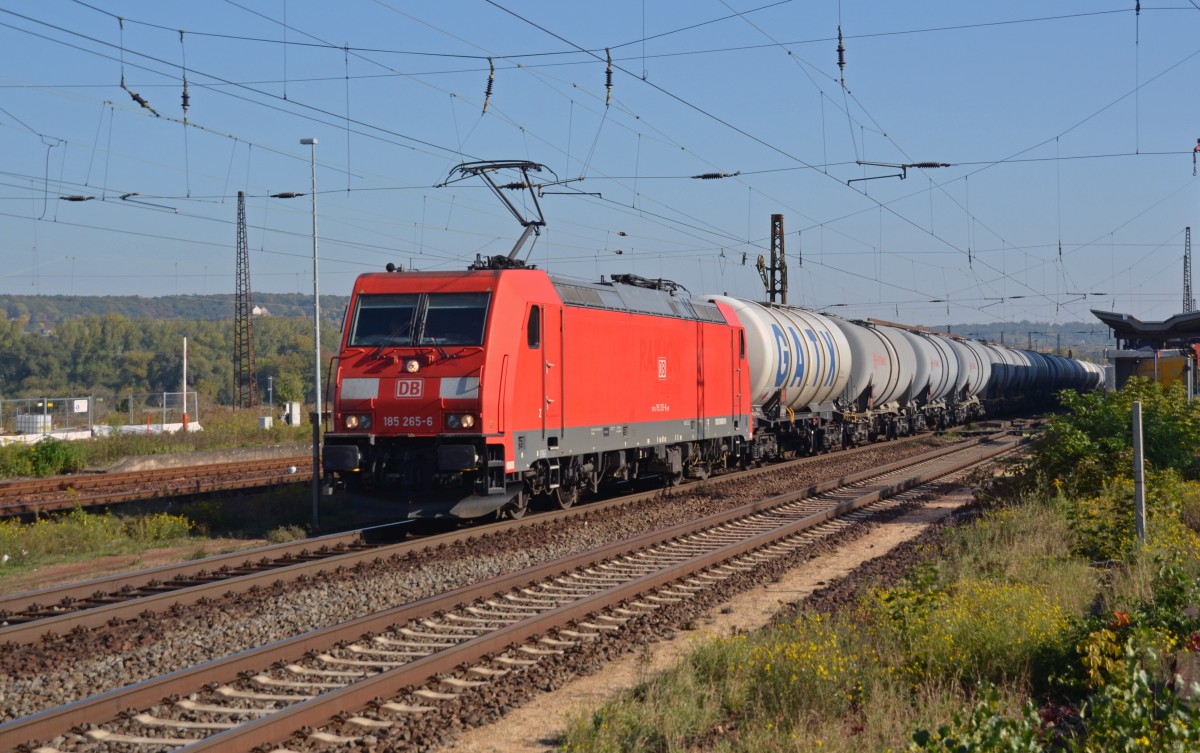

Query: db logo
[[395, 378, 423, 399], [657, 357, 667, 380]]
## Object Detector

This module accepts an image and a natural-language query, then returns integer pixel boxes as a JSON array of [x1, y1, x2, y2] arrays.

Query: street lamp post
[[301, 137, 321, 529]]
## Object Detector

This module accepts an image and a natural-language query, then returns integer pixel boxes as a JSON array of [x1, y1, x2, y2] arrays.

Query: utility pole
[[233, 191, 259, 408], [756, 214, 788, 304], [1133, 401, 1146, 542]]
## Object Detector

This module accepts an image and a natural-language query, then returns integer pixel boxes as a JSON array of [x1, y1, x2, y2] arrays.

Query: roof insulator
[[605, 48, 613, 107], [482, 57, 495, 114]]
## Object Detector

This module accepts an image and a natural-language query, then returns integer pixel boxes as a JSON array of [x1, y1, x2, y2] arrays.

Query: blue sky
[[1, 1, 1198, 328]]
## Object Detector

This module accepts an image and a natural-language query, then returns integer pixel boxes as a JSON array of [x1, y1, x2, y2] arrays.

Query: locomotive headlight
[[404, 359, 421, 373], [444, 413, 476, 430], [344, 414, 372, 430]]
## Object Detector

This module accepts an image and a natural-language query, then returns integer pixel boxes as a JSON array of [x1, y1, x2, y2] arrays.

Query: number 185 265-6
[[383, 415, 433, 428]]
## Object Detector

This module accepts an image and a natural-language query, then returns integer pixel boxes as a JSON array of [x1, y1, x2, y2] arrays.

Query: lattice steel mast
[[234, 190, 259, 408], [1185, 226, 1195, 314], [757, 214, 788, 304]]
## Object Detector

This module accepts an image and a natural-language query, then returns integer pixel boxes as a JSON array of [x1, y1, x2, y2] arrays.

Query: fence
[[0, 392, 200, 438]]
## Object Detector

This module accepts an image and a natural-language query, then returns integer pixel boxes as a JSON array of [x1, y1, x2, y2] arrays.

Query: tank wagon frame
[[322, 257, 1103, 520]]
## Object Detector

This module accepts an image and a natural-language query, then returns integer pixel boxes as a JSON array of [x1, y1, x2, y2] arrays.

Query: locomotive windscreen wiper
[[368, 321, 412, 360]]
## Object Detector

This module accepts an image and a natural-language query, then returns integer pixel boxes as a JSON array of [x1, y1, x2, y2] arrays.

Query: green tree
[[273, 372, 305, 404]]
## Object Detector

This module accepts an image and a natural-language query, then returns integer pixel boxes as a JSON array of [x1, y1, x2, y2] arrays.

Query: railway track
[[0, 526, 392, 643], [0, 456, 312, 516], [1, 432, 1021, 753], [0, 432, 990, 645]]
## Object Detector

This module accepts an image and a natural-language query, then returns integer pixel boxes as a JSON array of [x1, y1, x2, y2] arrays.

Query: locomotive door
[[734, 328, 745, 430], [695, 321, 706, 441], [542, 304, 563, 442]]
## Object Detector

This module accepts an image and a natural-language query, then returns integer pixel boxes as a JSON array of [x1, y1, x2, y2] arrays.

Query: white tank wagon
[[1070, 357, 1104, 391], [827, 318, 917, 412], [826, 317, 923, 441], [958, 339, 993, 400], [707, 296, 852, 415], [898, 329, 933, 407], [1081, 360, 1105, 389], [897, 329, 957, 407], [921, 333, 962, 404], [1072, 359, 1093, 390], [943, 337, 992, 421], [944, 338, 978, 402]]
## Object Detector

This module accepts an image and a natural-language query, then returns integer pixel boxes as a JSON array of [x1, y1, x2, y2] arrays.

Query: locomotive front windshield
[[348, 292, 489, 347]]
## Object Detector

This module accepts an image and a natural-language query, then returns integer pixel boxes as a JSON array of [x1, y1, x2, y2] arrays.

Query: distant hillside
[[2, 293, 351, 330], [918, 320, 1115, 358]]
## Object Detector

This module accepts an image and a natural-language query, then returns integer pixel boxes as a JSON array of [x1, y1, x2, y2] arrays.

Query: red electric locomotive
[[322, 256, 752, 519]]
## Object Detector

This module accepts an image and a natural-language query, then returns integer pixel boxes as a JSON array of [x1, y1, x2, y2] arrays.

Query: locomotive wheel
[[501, 491, 529, 520], [554, 484, 580, 509], [552, 458, 584, 509]]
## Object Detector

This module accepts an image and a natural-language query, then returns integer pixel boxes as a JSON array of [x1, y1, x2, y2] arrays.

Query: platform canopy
[[1092, 309, 1200, 350]]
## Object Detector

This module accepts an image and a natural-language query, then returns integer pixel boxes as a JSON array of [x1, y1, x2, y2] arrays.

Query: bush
[[562, 663, 724, 752], [0, 508, 193, 573], [266, 524, 307, 543], [1181, 484, 1200, 534], [1022, 379, 1200, 500], [29, 437, 83, 477], [908, 688, 1044, 753], [1061, 479, 1140, 562], [123, 512, 192, 542], [869, 577, 1071, 685], [740, 611, 871, 720], [0, 444, 34, 477], [1080, 640, 1200, 750]]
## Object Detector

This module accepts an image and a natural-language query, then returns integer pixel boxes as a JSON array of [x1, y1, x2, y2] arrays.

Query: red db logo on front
[[395, 379, 423, 398]]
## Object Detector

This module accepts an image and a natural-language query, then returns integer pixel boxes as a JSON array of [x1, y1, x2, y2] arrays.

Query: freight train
[[321, 256, 1103, 520]]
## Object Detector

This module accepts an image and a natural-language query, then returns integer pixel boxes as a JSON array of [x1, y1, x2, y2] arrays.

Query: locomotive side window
[[348, 294, 419, 347], [421, 293, 490, 346], [739, 330, 746, 359], [527, 305, 541, 349]]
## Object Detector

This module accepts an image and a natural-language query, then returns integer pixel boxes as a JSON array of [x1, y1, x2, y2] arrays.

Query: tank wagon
[[322, 258, 1102, 519]]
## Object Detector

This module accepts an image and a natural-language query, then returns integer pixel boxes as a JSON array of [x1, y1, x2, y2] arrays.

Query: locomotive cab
[[323, 271, 522, 518]]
